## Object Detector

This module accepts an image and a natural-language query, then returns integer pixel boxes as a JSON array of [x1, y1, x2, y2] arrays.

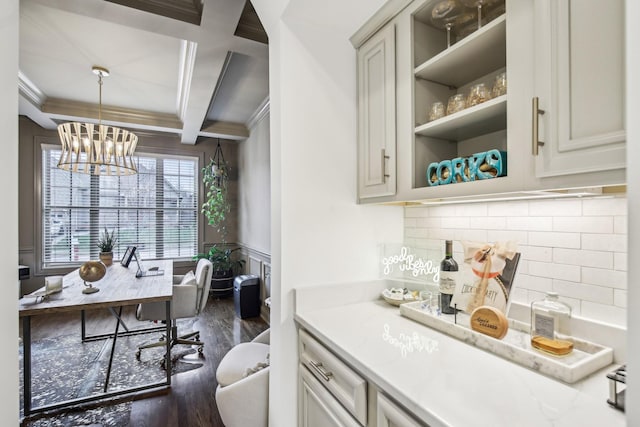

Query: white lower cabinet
[[298, 328, 428, 427], [377, 393, 426, 427], [299, 365, 362, 427]]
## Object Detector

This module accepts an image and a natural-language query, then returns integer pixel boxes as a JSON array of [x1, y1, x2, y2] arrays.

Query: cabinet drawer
[[299, 329, 367, 425], [377, 392, 427, 427]]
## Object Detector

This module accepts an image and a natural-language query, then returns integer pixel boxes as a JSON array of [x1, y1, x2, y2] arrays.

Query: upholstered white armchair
[[135, 258, 213, 361], [215, 328, 270, 427]]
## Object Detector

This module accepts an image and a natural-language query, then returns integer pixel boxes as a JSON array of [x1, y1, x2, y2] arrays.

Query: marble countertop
[[294, 280, 625, 427]]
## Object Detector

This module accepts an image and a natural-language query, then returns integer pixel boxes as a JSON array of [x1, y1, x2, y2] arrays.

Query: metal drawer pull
[[532, 97, 545, 156], [309, 360, 333, 382], [381, 148, 390, 183]]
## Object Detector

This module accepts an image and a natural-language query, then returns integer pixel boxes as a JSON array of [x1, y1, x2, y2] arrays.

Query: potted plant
[[194, 245, 245, 296], [201, 151, 230, 243], [97, 227, 117, 266]]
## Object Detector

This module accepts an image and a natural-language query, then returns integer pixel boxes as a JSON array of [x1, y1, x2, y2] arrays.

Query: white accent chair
[[215, 329, 270, 427], [135, 258, 213, 363]]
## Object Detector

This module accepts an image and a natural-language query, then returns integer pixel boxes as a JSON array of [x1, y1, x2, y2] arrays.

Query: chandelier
[[57, 66, 138, 175]]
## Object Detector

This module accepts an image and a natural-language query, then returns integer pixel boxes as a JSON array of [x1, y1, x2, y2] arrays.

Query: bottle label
[[534, 313, 555, 339], [439, 271, 457, 295]]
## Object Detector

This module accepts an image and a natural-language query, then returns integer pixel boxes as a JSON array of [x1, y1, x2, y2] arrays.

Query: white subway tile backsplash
[[487, 200, 528, 216], [520, 245, 553, 262], [451, 229, 488, 243], [552, 248, 613, 269], [470, 216, 507, 230], [428, 205, 457, 217], [528, 231, 581, 248], [405, 228, 428, 239], [552, 279, 613, 304], [582, 233, 627, 252], [403, 196, 628, 329], [506, 216, 553, 231], [441, 217, 470, 229], [454, 203, 487, 217], [614, 216, 627, 234], [487, 230, 528, 244], [552, 216, 613, 233], [614, 252, 627, 271], [405, 207, 430, 218], [417, 217, 442, 228], [528, 261, 581, 282], [582, 197, 626, 216], [614, 290, 627, 308], [515, 274, 553, 293], [528, 199, 582, 216], [581, 301, 626, 328], [581, 267, 627, 290]]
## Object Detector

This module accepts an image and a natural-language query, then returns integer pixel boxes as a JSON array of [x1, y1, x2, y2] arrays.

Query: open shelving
[[412, 4, 507, 190]]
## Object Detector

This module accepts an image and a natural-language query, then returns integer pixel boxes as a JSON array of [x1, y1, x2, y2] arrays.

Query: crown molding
[[200, 120, 249, 140], [177, 40, 198, 122], [42, 98, 183, 129], [18, 71, 46, 107], [349, 0, 412, 48], [246, 96, 270, 130]]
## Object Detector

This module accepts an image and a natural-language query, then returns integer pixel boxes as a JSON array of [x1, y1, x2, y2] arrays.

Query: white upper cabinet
[[352, 0, 626, 204], [356, 22, 397, 201], [530, 0, 625, 184]]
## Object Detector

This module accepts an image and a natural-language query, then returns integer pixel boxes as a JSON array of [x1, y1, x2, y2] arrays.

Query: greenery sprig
[[97, 228, 117, 253]]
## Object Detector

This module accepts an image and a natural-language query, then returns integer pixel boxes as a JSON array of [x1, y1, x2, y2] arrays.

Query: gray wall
[[18, 116, 240, 294], [238, 109, 270, 254], [238, 107, 271, 321]]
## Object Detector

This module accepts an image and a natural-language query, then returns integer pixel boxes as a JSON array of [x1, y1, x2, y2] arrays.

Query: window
[[41, 145, 198, 266]]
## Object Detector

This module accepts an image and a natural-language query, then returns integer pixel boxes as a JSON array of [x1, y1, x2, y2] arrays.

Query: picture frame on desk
[[121, 246, 137, 267]]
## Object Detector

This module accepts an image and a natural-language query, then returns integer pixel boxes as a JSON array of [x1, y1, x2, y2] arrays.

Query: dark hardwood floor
[[20, 295, 270, 427]]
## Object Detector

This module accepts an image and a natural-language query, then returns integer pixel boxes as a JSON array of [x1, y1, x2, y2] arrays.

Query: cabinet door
[[377, 393, 426, 427], [299, 365, 362, 427], [533, 0, 625, 178], [357, 23, 396, 200]]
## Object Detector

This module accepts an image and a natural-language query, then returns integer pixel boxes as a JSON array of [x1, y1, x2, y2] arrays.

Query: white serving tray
[[399, 301, 613, 384]]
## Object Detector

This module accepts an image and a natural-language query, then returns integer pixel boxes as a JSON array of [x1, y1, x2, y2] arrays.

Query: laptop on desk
[[133, 252, 164, 278]]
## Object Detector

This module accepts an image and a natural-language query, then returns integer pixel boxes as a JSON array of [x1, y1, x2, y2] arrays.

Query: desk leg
[[165, 300, 171, 385], [104, 306, 123, 392], [81, 309, 86, 341], [23, 316, 32, 416]]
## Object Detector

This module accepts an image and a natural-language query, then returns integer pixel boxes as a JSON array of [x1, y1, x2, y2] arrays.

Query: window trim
[[36, 137, 204, 274]]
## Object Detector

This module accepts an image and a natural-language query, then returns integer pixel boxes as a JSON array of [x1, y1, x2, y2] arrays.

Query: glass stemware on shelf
[[459, 0, 501, 30], [430, 0, 476, 48]]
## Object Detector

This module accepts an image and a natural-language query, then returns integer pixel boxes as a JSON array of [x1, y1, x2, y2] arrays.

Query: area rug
[[19, 319, 203, 426]]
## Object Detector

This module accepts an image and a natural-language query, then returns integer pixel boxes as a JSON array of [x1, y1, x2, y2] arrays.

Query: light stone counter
[[294, 280, 625, 427]]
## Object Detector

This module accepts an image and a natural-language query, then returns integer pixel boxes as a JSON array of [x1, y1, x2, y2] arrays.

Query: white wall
[[252, 0, 404, 425], [238, 105, 271, 254], [1, 0, 20, 423], [626, 0, 639, 423], [405, 196, 628, 327]]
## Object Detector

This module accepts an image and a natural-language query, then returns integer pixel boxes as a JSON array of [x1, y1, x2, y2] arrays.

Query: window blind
[[42, 147, 198, 266]]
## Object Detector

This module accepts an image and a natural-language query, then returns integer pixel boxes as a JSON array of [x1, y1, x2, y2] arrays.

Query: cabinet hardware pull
[[381, 148, 390, 183], [532, 97, 545, 156], [309, 360, 333, 382]]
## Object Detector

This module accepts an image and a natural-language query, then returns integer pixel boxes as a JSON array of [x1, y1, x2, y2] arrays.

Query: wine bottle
[[439, 240, 459, 314]]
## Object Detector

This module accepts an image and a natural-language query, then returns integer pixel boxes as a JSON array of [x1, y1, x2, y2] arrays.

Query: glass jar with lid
[[530, 291, 573, 356]]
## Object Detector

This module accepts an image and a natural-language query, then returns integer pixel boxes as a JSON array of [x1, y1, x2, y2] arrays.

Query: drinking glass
[[459, 0, 501, 30], [446, 93, 466, 115], [467, 83, 489, 107], [430, 0, 476, 48], [492, 72, 507, 98], [428, 101, 445, 121]]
